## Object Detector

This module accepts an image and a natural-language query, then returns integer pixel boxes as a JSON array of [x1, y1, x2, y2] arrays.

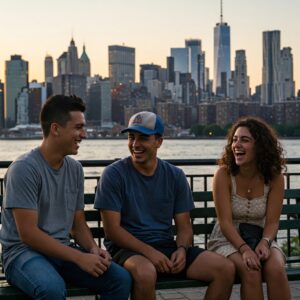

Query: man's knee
[[124, 257, 157, 287]]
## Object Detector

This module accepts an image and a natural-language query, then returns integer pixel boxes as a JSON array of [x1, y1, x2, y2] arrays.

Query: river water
[[1, 138, 300, 189]]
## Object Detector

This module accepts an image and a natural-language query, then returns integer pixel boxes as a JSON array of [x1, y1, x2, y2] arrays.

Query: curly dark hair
[[218, 116, 286, 183]]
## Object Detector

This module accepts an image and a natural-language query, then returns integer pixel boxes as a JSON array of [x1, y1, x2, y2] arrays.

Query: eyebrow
[[233, 135, 253, 140]]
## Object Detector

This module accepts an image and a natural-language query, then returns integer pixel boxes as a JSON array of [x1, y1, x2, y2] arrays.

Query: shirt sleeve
[[94, 164, 123, 212], [4, 161, 40, 210]]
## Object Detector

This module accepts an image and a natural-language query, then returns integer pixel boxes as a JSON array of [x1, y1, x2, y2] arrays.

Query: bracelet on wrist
[[262, 237, 272, 248], [238, 242, 247, 253]]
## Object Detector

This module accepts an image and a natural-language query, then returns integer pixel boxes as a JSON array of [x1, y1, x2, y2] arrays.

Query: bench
[[0, 189, 300, 298]]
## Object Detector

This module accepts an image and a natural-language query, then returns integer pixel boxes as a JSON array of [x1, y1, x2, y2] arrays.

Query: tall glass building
[[213, 2, 230, 96], [185, 39, 202, 90], [170, 47, 191, 74], [261, 30, 281, 105], [109, 45, 135, 87], [5, 55, 28, 127]]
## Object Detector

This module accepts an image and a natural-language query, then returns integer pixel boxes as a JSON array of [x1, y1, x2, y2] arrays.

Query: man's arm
[[71, 209, 111, 261], [101, 210, 173, 273], [174, 212, 193, 248], [170, 212, 193, 273], [13, 208, 110, 277]]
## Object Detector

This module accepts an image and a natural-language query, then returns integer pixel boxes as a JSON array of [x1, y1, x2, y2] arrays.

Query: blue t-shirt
[[94, 157, 194, 250], [0, 147, 84, 271]]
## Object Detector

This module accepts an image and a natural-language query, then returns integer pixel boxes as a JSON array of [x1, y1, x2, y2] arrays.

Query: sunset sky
[[1, 0, 300, 91]]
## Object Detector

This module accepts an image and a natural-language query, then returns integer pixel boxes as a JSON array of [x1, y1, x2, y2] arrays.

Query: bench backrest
[[0, 189, 299, 253]]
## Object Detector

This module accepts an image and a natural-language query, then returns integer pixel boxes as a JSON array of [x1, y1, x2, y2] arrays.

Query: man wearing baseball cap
[[94, 111, 235, 300]]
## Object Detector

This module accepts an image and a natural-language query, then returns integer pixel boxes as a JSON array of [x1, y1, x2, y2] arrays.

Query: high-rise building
[[86, 77, 112, 127], [0, 81, 5, 129], [45, 55, 53, 82], [57, 52, 67, 75], [109, 45, 135, 87], [5, 55, 28, 127], [44, 55, 53, 98], [234, 50, 249, 98], [52, 74, 86, 101], [261, 30, 281, 105], [29, 81, 46, 122], [167, 56, 175, 83], [170, 47, 191, 74], [100, 80, 112, 127], [280, 47, 295, 100], [79, 44, 91, 77], [16, 88, 29, 125], [67, 38, 79, 75], [213, 0, 231, 95], [54, 39, 87, 101], [185, 39, 202, 90], [140, 64, 160, 86]]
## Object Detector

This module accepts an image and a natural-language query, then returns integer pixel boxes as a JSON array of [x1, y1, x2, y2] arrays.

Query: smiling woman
[[208, 116, 291, 300]]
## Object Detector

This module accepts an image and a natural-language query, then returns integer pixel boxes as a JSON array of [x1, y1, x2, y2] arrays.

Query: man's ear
[[50, 123, 60, 136], [156, 136, 163, 148]]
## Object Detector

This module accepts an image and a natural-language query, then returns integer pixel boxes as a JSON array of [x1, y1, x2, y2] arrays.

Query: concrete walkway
[[155, 281, 300, 299], [69, 280, 300, 299]]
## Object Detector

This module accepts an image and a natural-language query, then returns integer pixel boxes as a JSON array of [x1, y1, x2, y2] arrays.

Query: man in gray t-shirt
[[0, 95, 131, 300], [95, 111, 235, 300]]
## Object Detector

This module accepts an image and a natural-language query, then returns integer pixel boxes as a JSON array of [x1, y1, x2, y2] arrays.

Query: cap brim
[[121, 126, 157, 135]]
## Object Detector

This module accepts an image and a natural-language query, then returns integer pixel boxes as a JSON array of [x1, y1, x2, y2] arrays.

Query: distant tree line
[[190, 123, 300, 138]]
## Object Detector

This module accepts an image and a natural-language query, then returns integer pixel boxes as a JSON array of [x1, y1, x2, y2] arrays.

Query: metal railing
[[1, 158, 300, 192], [0, 158, 299, 255]]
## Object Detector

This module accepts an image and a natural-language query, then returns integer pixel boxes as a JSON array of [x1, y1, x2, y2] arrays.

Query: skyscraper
[[234, 50, 249, 98], [44, 55, 53, 97], [185, 39, 202, 90], [0, 81, 4, 129], [79, 44, 91, 77], [167, 56, 175, 83], [86, 77, 112, 127], [213, 0, 231, 95], [67, 38, 79, 75], [5, 55, 28, 127], [261, 30, 281, 105], [170, 47, 191, 74], [57, 52, 67, 75], [53, 39, 87, 101], [109, 45, 135, 87], [280, 47, 295, 100]]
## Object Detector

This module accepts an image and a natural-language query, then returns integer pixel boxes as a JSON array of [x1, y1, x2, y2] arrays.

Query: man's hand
[[170, 247, 186, 274], [146, 248, 173, 273], [77, 251, 111, 277]]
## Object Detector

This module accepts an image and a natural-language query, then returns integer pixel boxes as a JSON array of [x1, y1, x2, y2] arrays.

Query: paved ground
[[69, 280, 300, 299]]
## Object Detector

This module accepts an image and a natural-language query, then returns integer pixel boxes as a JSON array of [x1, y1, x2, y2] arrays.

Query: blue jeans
[[5, 249, 131, 300]]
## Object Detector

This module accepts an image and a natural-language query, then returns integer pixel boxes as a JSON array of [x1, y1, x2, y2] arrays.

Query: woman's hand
[[256, 239, 271, 261], [241, 246, 261, 271]]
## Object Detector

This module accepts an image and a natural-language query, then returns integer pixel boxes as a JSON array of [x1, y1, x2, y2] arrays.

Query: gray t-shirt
[[94, 157, 194, 251], [0, 147, 84, 270]]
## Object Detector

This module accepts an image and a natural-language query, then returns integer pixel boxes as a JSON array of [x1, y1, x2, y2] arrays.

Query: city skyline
[[1, 0, 300, 91]]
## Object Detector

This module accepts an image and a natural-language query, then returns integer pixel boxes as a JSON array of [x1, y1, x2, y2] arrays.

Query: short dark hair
[[219, 116, 286, 183], [40, 95, 86, 137]]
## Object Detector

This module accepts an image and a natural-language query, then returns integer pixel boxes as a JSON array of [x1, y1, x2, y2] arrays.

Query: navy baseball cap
[[121, 111, 164, 136]]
